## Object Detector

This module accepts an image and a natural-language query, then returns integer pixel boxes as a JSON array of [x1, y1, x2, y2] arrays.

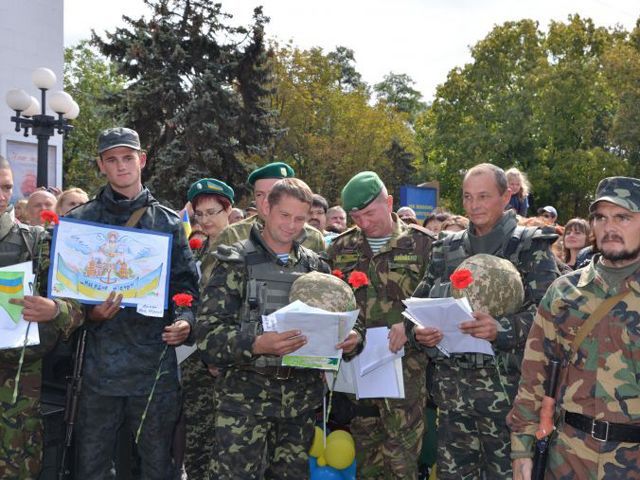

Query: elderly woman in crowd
[[56, 187, 89, 216]]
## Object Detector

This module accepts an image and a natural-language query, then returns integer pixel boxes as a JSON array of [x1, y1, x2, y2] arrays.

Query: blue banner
[[399, 185, 438, 220]]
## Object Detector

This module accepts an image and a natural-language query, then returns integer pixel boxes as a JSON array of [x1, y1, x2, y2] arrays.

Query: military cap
[[187, 178, 234, 204], [247, 162, 295, 186], [290, 271, 356, 313], [98, 127, 141, 154], [341, 171, 384, 212], [590, 176, 640, 213]]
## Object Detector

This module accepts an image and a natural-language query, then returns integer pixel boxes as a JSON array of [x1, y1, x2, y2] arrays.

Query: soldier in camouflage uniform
[[508, 177, 640, 480], [0, 157, 83, 479], [409, 163, 559, 479], [327, 171, 434, 480], [67, 128, 199, 479], [196, 178, 363, 479], [199, 161, 325, 281]]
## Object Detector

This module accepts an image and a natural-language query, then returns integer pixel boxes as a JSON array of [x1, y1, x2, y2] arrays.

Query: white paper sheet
[[357, 326, 404, 376], [0, 262, 39, 350], [403, 296, 494, 356]]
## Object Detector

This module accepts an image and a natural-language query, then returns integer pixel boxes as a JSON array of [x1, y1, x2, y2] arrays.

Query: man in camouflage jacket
[[196, 178, 362, 479], [409, 163, 559, 479], [508, 177, 640, 480], [0, 157, 83, 479], [67, 128, 199, 479], [327, 171, 434, 479]]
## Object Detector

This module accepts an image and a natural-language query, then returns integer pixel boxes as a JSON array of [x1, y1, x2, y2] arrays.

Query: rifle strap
[[125, 207, 148, 228], [569, 289, 629, 355]]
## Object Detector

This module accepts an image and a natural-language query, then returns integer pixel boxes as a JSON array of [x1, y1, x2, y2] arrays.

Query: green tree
[[374, 72, 427, 123], [327, 46, 365, 91], [92, 0, 277, 207], [63, 41, 125, 194]]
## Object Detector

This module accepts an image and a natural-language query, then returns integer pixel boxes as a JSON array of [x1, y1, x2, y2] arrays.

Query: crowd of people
[[0, 126, 639, 480]]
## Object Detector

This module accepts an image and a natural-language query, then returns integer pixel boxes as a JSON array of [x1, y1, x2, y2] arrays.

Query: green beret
[[341, 171, 384, 212], [187, 178, 234, 204], [247, 162, 295, 186]]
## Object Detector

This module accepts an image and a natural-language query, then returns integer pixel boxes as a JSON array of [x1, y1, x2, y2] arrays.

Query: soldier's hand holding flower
[[336, 330, 359, 354], [414, 325, 443, 347], [9, 296, 59, 322], [162, 320, 190, 345], [388, 322, 408, 353], [459, 311, 498, 341]]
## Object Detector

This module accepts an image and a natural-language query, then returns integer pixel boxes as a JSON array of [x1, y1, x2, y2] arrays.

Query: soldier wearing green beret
[[206, 161, 326, 256], [509, 176, 640, 479], [181, 177, 234, 479], [409, 163, 559, 479], [327, 171, 435, 479]]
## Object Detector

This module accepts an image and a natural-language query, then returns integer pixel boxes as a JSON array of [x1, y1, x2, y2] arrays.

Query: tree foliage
[[374, 72, 427, 123], [91, 0, 277, 207], [268, 44, 417, 204], [415, 15, 640, 220], [63, 41, 125, 194]]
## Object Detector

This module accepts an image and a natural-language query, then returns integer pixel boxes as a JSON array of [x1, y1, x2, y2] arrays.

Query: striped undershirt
[[276, 253, 289, 264], [366, 235, 392, 254]]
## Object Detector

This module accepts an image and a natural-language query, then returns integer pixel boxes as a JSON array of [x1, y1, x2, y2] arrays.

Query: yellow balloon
[[327, 429, 355, 447], [309, 426, 325, 458], [317, 455, 327, 467], [325, 438, 355, 470]]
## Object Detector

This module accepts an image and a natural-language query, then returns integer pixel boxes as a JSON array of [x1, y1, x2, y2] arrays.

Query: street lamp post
[[5, 67, 79, 188]]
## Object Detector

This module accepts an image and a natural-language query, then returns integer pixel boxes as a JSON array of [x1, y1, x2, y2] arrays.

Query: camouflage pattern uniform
[[410, 209, 559, 479], [327, 214, 434, 479], [195, 225, 346, 479], [0, 211, 83, 479], [66, 184, 199, 479], [507, 261, 640, 478]]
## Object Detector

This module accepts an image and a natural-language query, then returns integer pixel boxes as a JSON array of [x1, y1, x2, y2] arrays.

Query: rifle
[[57, 328, 87, 480], [531, 358, 561, 480]]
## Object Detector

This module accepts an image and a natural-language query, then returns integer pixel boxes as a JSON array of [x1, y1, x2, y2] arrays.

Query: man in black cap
[[66, 127, 199, 479]]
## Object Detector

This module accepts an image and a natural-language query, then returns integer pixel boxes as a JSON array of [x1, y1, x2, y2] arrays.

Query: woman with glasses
[[180, 178, 234, 480]]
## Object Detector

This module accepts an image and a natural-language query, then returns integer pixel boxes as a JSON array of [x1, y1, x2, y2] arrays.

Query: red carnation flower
[[347, 271, 369, 289], [332, 269, 345, 280], [189, 238, 204, 250], [450, 269, 473, 290], [40, 210, 59, 226], [172, 293, 193, 308]]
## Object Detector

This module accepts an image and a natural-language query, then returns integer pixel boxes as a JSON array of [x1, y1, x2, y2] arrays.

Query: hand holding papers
[[261, 300, 359, 370], [327, 326, 405, 399], [403, 297, 494, 356]]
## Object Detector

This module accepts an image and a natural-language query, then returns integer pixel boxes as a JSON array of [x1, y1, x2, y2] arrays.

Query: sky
[[64, 0, 639, 100]]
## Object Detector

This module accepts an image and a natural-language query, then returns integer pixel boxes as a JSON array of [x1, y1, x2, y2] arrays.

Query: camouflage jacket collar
[[577, 253, 640, 295], [0, 210, 14, 239], [249, 222, 304, 265], [98, 184, 157, 215], [352, 212, 406, 257], [468, 209, 518, 238]]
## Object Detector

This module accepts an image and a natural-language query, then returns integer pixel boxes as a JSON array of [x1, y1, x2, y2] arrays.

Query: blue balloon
[[312, 466, 343, 480]]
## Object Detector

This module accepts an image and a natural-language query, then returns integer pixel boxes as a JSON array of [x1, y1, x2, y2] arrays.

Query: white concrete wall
[[0, 0, 64, 196]]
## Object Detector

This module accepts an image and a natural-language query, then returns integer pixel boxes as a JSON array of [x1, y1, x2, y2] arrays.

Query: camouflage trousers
[[350, 350, 426, 480], [543, 421, 640, 479], [211, 408, 315, 480], [75, 388, 180, 479], [431, 360, 519, 480], [0, 367, 43, 480], [181, 354, 217, 479]]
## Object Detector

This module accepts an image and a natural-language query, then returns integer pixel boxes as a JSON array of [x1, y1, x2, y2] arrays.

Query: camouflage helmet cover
[[451, 254, 524, 318], [289, 271, 357, 312]]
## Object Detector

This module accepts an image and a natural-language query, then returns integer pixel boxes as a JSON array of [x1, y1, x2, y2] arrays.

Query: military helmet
[[451, 254, 524, 317], [289, 271, 356, 312]]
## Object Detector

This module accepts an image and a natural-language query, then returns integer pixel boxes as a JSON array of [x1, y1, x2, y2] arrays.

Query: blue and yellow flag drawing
[[0, 271, 24, 323], [181, 209, 192, 239]]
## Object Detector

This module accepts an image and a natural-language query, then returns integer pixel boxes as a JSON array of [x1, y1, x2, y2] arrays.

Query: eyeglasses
[[194, 208, 225, 220]]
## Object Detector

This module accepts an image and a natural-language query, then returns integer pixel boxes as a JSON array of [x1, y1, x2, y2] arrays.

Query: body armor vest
[[237, 238, 315, 368]]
